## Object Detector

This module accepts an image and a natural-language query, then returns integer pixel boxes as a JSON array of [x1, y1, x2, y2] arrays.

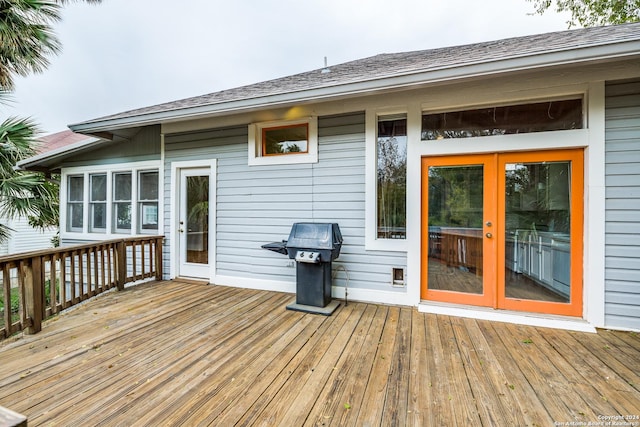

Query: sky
[[6, 0, 573, 135]]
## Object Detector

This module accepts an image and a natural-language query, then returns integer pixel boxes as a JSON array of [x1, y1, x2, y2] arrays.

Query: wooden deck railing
[[0, 236, 163, 340]]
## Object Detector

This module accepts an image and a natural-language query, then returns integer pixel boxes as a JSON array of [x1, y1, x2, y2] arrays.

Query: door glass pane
[[428, 165, 484, 294], [505, 161, 571, 303], [186, 176, 209, 264]]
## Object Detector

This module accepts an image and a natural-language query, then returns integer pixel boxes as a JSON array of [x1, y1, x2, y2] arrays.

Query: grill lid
[[286, 222, 342, 251]]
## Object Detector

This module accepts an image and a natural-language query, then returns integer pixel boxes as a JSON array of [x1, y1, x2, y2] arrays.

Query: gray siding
[[164, 112, 407, 294], [605, 79, 640, 330], [61, 125, 161, 167], [0, 217, 56, 255]]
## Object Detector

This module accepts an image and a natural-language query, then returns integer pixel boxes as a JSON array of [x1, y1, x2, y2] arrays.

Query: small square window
[[248, 118, 318, 166], [262, 124, 309, 156]]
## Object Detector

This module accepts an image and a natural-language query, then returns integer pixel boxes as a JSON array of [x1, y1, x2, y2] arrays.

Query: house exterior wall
[[58, 125, 161, 168], [50, 58, 640, 330], [605, 78, 640, 331], [0, 217, 56, 255], [59, 125, 162, 246], [164, 112, 407, 298]]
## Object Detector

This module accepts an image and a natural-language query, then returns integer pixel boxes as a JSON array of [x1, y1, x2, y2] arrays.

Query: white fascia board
[[16, 136, 101, 170], [69, 40, 640, 134]]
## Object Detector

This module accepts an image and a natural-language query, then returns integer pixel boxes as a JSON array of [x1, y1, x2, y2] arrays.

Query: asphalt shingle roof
[[76, 22, 640, 127]]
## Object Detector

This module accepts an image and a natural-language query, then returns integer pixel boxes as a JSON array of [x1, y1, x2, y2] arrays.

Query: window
[[67, 175, 84, 232], [248, 118, 318, 165], [138, 171, 158, 232], [262, 124, 309, 156], [377, 115, 407, 239], [421, 98, 583, 140], [62, 163, 160, 236], [89, 174, 107, 232], [113, 173, 132, 233]]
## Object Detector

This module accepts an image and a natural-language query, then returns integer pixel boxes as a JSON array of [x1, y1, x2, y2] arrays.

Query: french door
[[178, 168, 211, 279], [421, 149, 583, 316]]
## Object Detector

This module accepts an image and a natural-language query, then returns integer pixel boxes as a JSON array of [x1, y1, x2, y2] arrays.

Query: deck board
[[0, 280, 639, 426]]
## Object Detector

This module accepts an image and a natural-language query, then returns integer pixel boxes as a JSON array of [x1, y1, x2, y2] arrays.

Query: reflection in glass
[[67, 175, 84, 231], [139, 171, 159, 200], [422, 99, 583, 140], [427, 165, 484, 294], [186, 176, 209, 264], [504, 162, 571, 303], [113, 173, 132, 232], [90, 174, 107, 231], [263, 124, 308, 155], [139, 171, 159, 232], [377, 116, 407, 239]]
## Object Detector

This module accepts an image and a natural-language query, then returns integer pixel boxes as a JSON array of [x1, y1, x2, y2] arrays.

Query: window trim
[[248, 117, 318, 166], [60, 161, 161, 239]]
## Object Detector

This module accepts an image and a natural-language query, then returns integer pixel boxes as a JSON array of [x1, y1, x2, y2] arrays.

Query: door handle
[[486, 232, 493, 238], [179, 228, 184, 233]]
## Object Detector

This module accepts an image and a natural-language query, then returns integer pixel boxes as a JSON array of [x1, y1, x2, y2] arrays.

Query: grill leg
[[295, 262, 332, 307]]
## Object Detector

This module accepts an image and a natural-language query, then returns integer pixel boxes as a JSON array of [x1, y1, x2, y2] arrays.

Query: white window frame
[[60, 160, 162, 240], [248, 117, 318, 166], [112, 172, 133, 234], [365, 109, 409, 252], [89, 173, 107, 233], [137, 170, 160, 234], [66, 174, 85, 233]]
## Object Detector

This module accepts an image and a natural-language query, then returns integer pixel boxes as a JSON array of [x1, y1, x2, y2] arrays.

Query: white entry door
[[178, 167, 212, 279]]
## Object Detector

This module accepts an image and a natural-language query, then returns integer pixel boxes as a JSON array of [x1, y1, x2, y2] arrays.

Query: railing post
[[116, 240, 126, 291], [155, 237, 163, 281], [23, 256, 43, 335]]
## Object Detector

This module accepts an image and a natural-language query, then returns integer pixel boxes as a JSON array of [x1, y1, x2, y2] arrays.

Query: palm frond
[[53, 0, 102, 3], [0, 223, 15, 243], [0, 115, 57, 242], [0, 116, 40, 175], [0, 0, 62, 89]]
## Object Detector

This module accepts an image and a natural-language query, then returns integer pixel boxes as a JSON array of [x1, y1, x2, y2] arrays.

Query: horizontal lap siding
[[164, 112, 407, 294], [62, 125, 161, 167], [315, 114, 406, 293], [605, 79, 640, 330], [1, 217, 56, 255]]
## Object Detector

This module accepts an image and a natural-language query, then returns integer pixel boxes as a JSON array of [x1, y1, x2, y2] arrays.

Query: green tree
[[0, 0, 100, 244], [528, 0, 640, 27]]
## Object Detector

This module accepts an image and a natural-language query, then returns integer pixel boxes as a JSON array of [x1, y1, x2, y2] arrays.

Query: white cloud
[[7, 0, 572, 134]]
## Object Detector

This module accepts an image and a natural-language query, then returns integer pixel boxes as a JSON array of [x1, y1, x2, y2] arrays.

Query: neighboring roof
[[36, 129, 92, 154], [70, 22, 640, 133], [17, 130, 101, 171]]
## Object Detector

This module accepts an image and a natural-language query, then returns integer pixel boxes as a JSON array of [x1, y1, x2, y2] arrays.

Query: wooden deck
[[0, 280, 639, 426]]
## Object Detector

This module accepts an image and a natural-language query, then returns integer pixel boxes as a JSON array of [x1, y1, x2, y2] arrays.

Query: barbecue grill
[[262, 222, 343, 315]]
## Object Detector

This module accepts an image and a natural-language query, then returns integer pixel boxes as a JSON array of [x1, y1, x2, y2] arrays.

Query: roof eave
[[69, 39, 640, 134], [16, 136, 102, 171]]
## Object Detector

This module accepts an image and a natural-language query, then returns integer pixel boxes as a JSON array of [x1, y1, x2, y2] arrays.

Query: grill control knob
[[308, 253, 313, 258], [299, 252, 304, 257]]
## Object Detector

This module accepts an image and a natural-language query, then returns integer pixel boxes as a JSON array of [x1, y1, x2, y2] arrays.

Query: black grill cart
[[262, 223, 343, 315]]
